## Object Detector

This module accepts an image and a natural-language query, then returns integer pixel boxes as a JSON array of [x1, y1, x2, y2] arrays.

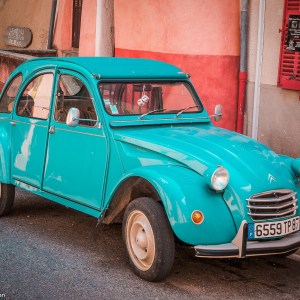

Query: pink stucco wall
[[79, 0, 97, 56], [53, 0, 97, 56], [53, 0, 73, 56], [115, 0, 239, 56], [115, 0, 240, 130]]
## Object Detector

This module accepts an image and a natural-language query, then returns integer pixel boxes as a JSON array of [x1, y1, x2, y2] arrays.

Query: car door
[[42, 70, 107, 210], [11, 71, 55, 188]]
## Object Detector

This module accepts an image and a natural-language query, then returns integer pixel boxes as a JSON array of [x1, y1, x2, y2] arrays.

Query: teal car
[[0, 57, 299, 281]]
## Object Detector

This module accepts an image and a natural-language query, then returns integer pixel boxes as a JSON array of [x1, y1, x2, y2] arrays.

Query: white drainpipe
[[251, 0, 266, 140], [95, 0, 114, 57]]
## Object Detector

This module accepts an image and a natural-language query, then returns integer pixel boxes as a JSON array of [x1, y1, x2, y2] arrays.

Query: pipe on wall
[[236, 0, 248, 134], [95, 0, 102, 56], [251, 0, 266, 140]]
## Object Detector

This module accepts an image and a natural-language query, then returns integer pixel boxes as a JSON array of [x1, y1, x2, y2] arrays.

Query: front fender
[[120, 165, 237, 245]]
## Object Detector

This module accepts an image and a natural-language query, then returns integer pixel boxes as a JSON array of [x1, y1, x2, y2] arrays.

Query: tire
[[123, 197, 175, 282], [0, 183, 15, 216]]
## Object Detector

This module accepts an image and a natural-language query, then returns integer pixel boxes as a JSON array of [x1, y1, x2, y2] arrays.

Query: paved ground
[[0, 188, 300, 300]]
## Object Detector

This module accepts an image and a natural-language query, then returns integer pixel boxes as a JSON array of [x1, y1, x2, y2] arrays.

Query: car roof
[[22, 57, 189, 80]]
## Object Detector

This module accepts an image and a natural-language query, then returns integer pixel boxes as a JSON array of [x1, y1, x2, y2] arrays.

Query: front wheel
[[0, 183, 15, 216], [123, 197, 175, 282]]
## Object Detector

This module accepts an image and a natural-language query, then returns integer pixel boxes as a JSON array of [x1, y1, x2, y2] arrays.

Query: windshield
[[98, 82, 203, 116]]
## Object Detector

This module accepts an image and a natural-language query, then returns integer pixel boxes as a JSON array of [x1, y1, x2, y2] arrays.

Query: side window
[[0, 74, 22, 113], [17, 73, 53, 120], [54, 74, 97, 127]]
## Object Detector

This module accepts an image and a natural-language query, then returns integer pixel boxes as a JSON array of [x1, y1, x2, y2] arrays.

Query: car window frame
[[98, 80, 204, 117], [0, 73, 23, 114], [52, 71, 99, 128], [15, 71, 55, 121]]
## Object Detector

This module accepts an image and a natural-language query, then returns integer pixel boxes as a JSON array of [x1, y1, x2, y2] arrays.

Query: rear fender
[[0, 122, 11, 183]]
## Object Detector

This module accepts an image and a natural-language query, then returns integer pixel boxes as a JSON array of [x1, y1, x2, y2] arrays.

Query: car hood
[[114, 124, 296, 194]]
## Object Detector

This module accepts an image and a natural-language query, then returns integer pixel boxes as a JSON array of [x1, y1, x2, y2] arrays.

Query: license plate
[[248, 216, 300, 239]]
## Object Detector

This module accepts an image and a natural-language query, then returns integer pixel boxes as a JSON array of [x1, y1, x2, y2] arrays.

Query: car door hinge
[[49, 126, 55, 134]]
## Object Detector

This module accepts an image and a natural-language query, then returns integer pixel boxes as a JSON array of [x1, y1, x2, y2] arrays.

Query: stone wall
[[0, 50, 56, 91], [0, 0, 52, 50]]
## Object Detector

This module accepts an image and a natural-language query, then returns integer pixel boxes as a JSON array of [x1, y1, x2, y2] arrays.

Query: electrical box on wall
[[278, 0, 300, 90]]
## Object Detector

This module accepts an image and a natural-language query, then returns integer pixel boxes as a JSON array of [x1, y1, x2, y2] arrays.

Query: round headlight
[[204, 166, 229, 191], [211, 167, 229, 190]]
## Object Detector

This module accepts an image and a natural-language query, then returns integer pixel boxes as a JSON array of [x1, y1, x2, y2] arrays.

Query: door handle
[[49, 126, 55, 134], [9, 121, 16, 126]]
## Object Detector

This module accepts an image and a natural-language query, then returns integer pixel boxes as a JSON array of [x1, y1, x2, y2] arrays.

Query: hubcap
[[126, 210, 155, 271]]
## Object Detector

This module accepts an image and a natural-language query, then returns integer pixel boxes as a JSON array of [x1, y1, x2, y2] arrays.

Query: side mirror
[[214, 104, 223, 122], [66, 107, 80, 127]]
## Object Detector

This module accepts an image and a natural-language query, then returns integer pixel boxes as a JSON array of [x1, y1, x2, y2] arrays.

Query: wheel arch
[[103, 165, 237, 245], [103, 175, 161, 224]]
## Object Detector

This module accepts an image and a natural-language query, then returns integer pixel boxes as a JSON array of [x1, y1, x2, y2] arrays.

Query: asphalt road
[[0, 188, 300, 300]]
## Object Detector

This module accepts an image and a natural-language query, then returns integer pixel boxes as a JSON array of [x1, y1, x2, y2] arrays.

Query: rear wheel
[[123, 197, 175, 282], [0, 183, 15, 216]]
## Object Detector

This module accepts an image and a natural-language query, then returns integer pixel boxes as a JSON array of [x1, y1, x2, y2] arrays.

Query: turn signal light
[[191, 210, 204, 225]]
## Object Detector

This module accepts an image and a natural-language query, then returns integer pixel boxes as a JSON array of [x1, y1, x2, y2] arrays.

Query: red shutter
[[278, 0, 300, 90]]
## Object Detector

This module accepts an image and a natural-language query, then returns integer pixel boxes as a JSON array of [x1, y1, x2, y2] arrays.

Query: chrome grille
[[247, 189, 298, 221]]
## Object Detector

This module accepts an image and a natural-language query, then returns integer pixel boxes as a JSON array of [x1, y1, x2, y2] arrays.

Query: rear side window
[[17, 73, 53, 120], [0, 74, 22, 113]]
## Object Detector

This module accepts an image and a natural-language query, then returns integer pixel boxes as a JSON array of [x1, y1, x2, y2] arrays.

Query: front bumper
[[194, 221, 300, 258]]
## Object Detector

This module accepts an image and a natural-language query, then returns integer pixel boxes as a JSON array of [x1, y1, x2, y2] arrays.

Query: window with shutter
[[278, 0, 300, 90]]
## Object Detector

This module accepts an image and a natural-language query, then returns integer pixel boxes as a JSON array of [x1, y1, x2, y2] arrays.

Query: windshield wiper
[[139, 108, 166, 120], [175, 105, 201, 117]]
